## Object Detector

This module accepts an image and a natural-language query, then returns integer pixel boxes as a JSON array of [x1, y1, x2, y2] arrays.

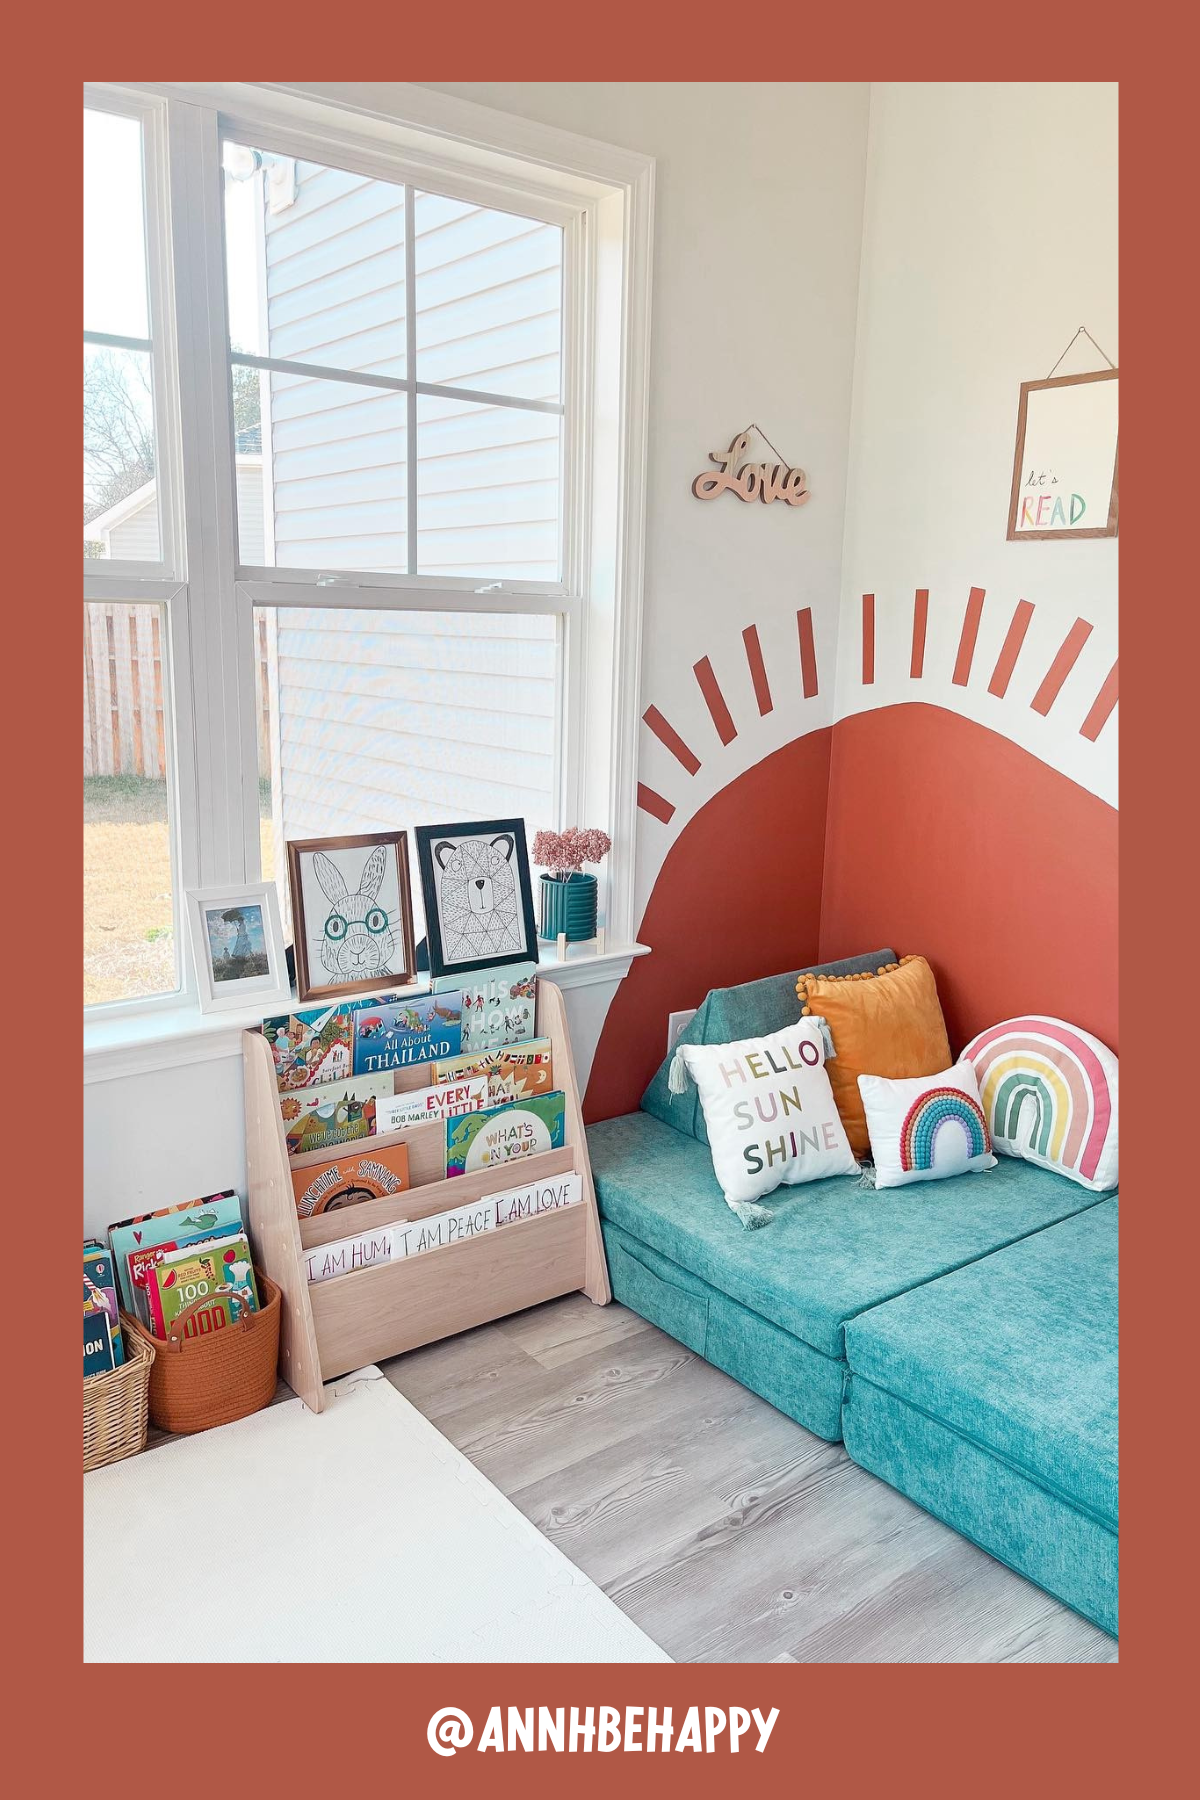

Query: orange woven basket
[[122, 1269, 281, 1435]]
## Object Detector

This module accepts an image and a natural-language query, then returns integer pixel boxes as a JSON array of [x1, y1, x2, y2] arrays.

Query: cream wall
[[328, 81, 871, 913], [834, 81, 1118, 804]]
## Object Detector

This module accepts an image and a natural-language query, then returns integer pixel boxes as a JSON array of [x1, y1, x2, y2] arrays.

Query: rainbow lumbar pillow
[[858, 1062, 997, 1189], [959, 1015, 1118, 1193]]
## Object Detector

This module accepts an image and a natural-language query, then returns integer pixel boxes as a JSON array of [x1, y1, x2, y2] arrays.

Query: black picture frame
[[414, 818, 540, 979]]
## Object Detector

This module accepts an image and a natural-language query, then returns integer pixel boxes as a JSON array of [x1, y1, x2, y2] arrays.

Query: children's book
[[279, 1071, 394, 1156], [445, 1091, 567, 1178], [434, 962, 536, 1053], [145, 1233, 258, 1340], [83, 1244, 124, 1366], [291, 1143, 411, 1220], [491, 1170, 583, 1228], [375, 1076, 488, 1134], [108, 1191, 243, 1314], [84, 1307, 116, 1378], [434, 1039, 554, 1106], [304, 1225, 397, 1284], [352, 993, 462, 1075], [391, 1197, 494, 1261], [260, 1001, 359, 1092]]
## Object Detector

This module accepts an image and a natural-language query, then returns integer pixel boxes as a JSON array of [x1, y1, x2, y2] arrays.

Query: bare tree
[[84, 351, 155, 522]]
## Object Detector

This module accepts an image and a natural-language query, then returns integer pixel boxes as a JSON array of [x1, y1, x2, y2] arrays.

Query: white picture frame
[[185, 881, 292, 1015]]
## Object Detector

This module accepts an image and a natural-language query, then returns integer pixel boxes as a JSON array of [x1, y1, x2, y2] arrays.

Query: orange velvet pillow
[[796, 956, 952, 1159]]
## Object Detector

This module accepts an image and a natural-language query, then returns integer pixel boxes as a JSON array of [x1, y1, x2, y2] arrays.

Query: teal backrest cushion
[[641, 949, 897, 1144]]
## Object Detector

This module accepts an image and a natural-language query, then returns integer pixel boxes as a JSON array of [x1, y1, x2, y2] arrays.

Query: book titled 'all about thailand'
[[353, 993, 463, 1075]]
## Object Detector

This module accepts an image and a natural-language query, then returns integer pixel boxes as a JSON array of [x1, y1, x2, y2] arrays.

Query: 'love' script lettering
[[692, 433, 809, 507]]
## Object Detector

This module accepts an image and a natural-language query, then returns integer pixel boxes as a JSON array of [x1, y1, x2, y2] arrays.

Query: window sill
[[83, 941, 650, 1085]]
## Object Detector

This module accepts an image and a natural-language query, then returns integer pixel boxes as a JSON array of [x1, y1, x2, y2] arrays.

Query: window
[[84, 106, 164, 565], [222, 145, 564, 580], [83, 601, 178, 1004], [83, 82, 651, 1026]]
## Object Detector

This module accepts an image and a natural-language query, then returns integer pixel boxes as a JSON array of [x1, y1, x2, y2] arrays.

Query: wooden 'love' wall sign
[[692, 429, 809, 507]]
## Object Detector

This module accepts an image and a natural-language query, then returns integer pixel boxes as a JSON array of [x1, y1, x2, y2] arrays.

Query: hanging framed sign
[[1006, 336, 1118, 541]]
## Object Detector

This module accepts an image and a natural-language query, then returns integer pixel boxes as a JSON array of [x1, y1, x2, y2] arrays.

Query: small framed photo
[[185, 882, 292, 1015], [414, 819, 539, 979], [286, 831, 417, 1002]]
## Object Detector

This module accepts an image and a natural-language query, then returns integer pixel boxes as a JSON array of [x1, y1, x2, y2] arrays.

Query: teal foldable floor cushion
[[588, 954, 1106, 1443], [592, 1115, 1106, 1440], [842, 1199, 1118, 1635]]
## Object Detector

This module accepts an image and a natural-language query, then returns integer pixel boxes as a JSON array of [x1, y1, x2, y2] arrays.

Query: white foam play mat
[[84, 1368, 671, 1663]]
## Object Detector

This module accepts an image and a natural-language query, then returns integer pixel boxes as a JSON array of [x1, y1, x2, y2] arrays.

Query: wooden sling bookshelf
[[243, 976, 611, 1414]]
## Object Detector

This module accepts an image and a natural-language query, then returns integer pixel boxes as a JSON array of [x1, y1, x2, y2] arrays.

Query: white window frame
[[84, 79, 653, 1030]]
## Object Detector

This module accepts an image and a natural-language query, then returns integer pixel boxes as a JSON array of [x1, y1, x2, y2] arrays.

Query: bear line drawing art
[[434, 833, 525, 963]]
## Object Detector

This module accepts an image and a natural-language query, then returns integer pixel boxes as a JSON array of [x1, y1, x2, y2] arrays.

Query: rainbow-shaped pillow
[[960, 1015, 1118, 1193], [858, 1062, 997, 1189]]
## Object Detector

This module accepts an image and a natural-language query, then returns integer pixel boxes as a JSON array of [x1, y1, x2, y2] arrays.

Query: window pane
[[84, 343, 160, 560], [84, 109, 149, 340], [417, 393, 560, 580], [255, 605, 557, 943], [224, 144, 406, 379], [415, 192, 562, 402], [247, 373, 407, 571], [84, 602, 179, 1005]]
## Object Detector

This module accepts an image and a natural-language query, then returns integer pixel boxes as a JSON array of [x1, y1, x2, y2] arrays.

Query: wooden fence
[[84, 605, 272, 779]]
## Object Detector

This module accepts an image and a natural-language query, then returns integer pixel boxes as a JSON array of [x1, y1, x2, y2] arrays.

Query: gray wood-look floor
[[380, 1295, 1118, 1664]]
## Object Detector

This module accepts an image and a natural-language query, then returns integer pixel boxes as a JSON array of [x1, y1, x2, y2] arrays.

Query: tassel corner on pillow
[[728, 1197, 774, 1229], [667, 1046, 691, 1096], [811, 1015, 837, 1061], [856, 1163, 877, 1190]]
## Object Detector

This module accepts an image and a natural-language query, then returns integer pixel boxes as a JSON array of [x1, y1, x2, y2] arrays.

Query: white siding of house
[[250, 159, 565, 879], [102, 460, 264, 564]]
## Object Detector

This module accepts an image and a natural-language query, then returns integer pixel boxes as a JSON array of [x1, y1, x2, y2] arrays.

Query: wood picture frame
[[286, 831, 417, 1003], [1006, 368, 1119, 542], [414, 818, 540, 980]]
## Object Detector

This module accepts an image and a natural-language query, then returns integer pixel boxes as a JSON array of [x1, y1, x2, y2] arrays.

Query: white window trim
[[84, 80, 654, 1047]]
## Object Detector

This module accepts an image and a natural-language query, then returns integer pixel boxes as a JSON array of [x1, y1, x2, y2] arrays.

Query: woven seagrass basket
[[84, 1326, 154, 1472], [122, 1269, 281, 1435]]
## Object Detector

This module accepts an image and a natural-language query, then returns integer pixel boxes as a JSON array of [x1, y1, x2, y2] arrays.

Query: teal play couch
[[586, 952, 1118, 1635]]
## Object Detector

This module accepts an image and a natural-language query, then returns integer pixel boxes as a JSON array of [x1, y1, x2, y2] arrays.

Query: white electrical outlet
[[667, 1008, 697, 1053]]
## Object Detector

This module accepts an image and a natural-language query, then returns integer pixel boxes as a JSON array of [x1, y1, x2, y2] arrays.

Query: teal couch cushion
[[588, 1109, 1107, 1363], [602, 1219, 848, 1439], [641, 948, 896, 1144], [843, 1199, 1118, 1530]]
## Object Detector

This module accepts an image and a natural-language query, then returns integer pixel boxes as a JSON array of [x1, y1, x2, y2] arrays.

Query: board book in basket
[[145, 1233, 258, 1339], [291, 1142, 411, 1220], [108, 1190, 243, 1313], [83, 1244, 124, 1367]]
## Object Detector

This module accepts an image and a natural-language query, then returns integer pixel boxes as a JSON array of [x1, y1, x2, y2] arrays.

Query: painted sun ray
[[988, 598, 1036, 698], [1080, 660, 1119, 741], [742, 625, 774, 715], [952, 586, 986, 687], [861, 594, 875, 685], [910, 589, 929, 678], [693, 656, 737, 745], [642, 704, 701, 774], [1031, 618, 1093, 716], [797, 607, 818, 698], [636, 782, 675, 824]]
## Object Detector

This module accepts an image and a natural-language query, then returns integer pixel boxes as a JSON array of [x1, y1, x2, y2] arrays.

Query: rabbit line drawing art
[[312, 846, 398, 981]]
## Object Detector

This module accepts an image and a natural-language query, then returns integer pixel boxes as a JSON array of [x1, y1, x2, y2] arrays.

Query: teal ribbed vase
[[539, 873, 597, 942]]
